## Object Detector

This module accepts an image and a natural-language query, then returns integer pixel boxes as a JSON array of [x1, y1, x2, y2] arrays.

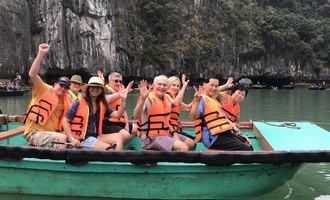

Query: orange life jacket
[[137, 93, 171, 138], [221, 94, 240, 122], [167, 92, 181, 133], [69, 96, 106, 140], [193, 118, 203, 142], [26, 88, 69, 130], [193, 94, 232, 138], [107, 86, 127, 124]]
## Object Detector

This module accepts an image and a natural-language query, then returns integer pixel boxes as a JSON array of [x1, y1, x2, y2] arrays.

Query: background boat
[[308, 84, 326, 90], [0, 88, 30, 97]]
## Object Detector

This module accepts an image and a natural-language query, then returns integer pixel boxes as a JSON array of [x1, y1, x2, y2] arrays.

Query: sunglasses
[[112, 79, 122, 83], [59, 84, 69, 90]]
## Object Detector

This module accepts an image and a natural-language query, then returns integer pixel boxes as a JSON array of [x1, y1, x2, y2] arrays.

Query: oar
[[51, 141, 117, 150]]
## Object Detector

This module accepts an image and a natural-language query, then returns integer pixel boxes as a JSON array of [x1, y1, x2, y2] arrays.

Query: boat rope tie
[[261, 121, 300, 129]]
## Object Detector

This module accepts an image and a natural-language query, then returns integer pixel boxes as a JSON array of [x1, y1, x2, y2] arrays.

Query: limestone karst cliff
[[0, 0, 329, 81]]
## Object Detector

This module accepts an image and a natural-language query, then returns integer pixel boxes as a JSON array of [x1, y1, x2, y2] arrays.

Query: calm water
[[0, 88, 330, 200]]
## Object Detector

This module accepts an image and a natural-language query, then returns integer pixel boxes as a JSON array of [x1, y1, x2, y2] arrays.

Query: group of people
[[23, 43, 252, 152]]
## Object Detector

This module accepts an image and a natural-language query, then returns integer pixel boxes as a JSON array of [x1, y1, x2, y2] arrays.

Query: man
[[190, 78, 251, 151], [97, 72, 135, 142], [68, 74, 84, 101], [133, 75, 190, 151], [24, 43, 71, 149]]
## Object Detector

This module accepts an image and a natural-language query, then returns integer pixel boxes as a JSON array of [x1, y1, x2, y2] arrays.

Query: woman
[[62, 76, 129, 150], [166, 74, 196, 150]]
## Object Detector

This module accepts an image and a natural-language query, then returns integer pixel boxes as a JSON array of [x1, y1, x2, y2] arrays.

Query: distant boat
[[0, 88, 30, 97], [251, 84, 268, 89], [282, 84, 295, 89], [308, 84, 326, 90]]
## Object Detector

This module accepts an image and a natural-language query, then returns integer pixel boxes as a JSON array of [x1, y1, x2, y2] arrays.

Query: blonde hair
[[168, 76, 180, 87]]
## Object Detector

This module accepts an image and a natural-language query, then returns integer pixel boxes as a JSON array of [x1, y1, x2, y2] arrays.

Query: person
[[23, 43, 70, 149], [190, 77, 252, 151], [218, 78, 248, 127], [68, 74, 84, 100], [62, 76, 130, 150], [166, 74, 196, 150], [99, 72, 136, 143], [133, 75, 190, 151]]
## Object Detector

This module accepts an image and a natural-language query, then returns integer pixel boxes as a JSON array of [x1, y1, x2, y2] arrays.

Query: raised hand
[[39, 43, 50, 54], [193, 84, 204, 101], [97, 71, 105, 82], [225, 77, 234, 89], [125, 81, 134, 93], [181, 74, 190, 88], [139, 80, 150, 99]]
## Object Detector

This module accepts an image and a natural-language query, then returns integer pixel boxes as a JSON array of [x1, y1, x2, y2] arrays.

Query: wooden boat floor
[[254, 122, 330, 151]]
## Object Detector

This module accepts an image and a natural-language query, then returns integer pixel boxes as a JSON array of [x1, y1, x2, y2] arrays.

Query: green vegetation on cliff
[[129, 0, 330, 78]]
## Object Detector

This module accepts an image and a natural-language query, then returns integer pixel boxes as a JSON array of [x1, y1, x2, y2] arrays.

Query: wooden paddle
[[0, 126, 25, 140]]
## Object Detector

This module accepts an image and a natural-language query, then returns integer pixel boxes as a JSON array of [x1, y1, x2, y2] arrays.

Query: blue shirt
[[65, 99, 113, 138], [198, 100, 218, 148]]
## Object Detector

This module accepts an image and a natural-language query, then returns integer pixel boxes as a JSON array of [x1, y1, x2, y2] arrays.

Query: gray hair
[[153, 75, 168, 84], [108, 72, 122, 80]]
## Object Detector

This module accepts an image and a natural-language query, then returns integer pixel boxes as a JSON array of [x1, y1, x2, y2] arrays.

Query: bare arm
[[62, 117, 80, 147], [133, 80, 149, 119], [190, 85, 203, 120], [171, 74, 189, 106], [29, 44, 50, 89], [218, 77, 234, 93], [180, 102, 192, 112], [106, 81, 134, 104], [110, 98, 127, 118]]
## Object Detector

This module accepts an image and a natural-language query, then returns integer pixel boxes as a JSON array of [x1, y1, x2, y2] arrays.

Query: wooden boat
[[1, 116, 330, 199], [308, 84, 326, 90], [282, 84, 295, 89]]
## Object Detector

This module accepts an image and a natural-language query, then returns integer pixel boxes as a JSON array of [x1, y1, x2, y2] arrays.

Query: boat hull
[[0, 159, 302, 199]]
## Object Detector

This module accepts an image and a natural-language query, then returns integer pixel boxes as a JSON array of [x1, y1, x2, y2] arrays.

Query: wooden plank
[[253, 122, 330, 151], [253, 124, 274, 151], [0, 126, 25, 140]]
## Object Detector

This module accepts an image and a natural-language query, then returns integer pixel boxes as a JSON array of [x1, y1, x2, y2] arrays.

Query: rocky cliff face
[[0, 0, 329, 81]]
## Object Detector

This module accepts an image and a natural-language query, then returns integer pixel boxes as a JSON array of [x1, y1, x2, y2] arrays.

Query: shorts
[[80, 136, 99, 149], [141, 134, 188, 151], [103, 121, 133, 134], [26, 131, 66, 148]]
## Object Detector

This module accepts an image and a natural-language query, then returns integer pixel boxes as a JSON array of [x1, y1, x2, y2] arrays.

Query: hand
[[97, 71, 105, 82], [226, 77, 234, 89], [193, 84, 204, 101], [181, 74, 190, 88], [138, 80, 150, 99], [118, 81, 133, 100], [71, 138, 81, 148], [39, 43, 50, 54], [230, 121, 240, 132]]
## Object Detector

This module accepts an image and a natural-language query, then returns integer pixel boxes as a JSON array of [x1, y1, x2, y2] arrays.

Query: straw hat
[[87, 77, 104, 87], [70, 75, 83, 84]]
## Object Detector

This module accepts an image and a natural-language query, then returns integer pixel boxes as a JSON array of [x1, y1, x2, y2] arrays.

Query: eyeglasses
[[112, 79, 122, 83]]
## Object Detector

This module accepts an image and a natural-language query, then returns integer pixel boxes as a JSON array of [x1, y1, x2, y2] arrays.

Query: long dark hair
[[85, 86, 108, 113]]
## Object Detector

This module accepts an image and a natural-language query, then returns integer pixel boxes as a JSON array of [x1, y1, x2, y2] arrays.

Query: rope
[[260, 120, 301, 129]]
